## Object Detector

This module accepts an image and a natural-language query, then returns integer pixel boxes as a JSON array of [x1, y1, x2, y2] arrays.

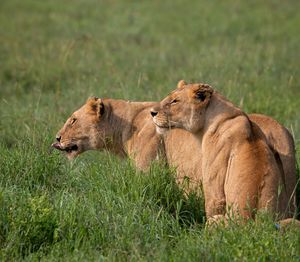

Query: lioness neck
[[102, 99, 156, 156], [203, 92, 244, 131]]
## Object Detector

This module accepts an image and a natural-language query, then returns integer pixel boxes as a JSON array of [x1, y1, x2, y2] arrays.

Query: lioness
[[151, 80, 297, 220], [52, 97, 204, 189]]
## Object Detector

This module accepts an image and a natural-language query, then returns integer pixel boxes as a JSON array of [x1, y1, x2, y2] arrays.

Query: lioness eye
[[171, 99, 179, 105], [70, 118, 77, 125]]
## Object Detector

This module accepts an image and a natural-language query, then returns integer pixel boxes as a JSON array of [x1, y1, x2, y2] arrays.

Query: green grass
[[0, 0, 300, 260]]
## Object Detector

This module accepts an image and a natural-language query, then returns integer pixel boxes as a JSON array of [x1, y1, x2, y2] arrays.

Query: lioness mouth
[[51, 143, 78, 153], [65, 144, 78, 153]]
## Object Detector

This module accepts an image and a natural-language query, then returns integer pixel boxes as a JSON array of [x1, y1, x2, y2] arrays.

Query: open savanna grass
[[0, 0, 300, 260]]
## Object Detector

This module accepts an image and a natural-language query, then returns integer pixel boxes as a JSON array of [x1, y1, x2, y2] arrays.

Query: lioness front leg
[[204, 194, 228, 226], [206, 214, 228, 227], [202, 177, 226, 222]]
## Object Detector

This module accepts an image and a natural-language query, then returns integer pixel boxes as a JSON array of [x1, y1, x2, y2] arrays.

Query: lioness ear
[[177, 80, 187, 89], [87, 97, 105, 117], [194, 84, 213, 102], [98, 99, 105, 117]]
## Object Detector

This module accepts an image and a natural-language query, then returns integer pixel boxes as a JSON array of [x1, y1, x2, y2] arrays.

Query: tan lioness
[[151, 80, 297, 221], [52, 97, 204, 189]]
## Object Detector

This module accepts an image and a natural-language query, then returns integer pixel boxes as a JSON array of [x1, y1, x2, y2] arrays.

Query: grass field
[[1, 0, 300, 260]]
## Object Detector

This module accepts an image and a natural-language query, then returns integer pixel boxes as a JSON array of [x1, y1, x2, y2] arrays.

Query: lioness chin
[[151, 80, 297, 222]]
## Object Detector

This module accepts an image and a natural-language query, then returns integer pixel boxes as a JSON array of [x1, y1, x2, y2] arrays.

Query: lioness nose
[[150, 110, 158, 117], [56, 135, 61, 142]]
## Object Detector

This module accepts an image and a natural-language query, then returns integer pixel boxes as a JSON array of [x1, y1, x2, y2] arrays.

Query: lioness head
[[151, 80, 214, 133], [52, 97, 107, 160]]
